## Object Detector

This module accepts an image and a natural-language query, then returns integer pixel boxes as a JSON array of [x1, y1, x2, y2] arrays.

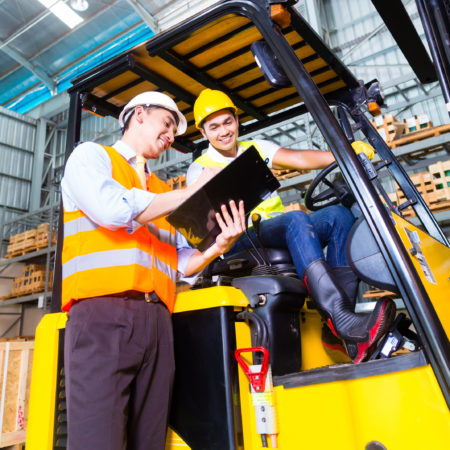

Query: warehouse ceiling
[[0, 0, 218, 114]]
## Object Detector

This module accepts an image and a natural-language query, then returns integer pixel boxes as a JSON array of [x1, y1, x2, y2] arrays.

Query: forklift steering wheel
[[304, 162, 342, 211]]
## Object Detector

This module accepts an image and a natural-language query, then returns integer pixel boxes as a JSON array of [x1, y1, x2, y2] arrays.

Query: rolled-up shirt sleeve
[[61, 142, 155, 233], [176, 231, 202, 284]]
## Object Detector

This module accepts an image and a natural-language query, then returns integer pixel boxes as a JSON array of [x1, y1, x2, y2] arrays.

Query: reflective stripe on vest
[[62, 145, 178, 312], [195, 141, 285, 221], [64, 215, 99, 238], [62, 248, 177, 281]]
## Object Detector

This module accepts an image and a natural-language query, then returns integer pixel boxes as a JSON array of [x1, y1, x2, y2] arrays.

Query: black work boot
[[331, 266, 359, 308], [321, 266, 358, 359], [304, 259, 396, 364]]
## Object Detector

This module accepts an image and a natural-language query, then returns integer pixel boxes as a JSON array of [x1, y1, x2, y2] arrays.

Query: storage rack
[[0, 203, 59, 315]]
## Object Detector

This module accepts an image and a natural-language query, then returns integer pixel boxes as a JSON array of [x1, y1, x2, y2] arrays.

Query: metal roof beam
[[0, 0, 122, 84], [125, 0, 160, 33], [158, 50, 267, 121], [0, 40, 56, 94]]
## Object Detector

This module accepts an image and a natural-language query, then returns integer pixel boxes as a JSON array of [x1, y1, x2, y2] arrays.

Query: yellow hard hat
[[194, 89, 237, 128], [351, 140, 375, 160]]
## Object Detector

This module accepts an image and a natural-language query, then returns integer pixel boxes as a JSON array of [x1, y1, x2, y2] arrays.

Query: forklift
[[26, 1, 450, 449]]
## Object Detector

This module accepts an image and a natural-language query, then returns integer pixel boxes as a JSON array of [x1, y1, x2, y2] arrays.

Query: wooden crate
[[5, 231, 37, 258], [403, 114, 433, 133], [396, 171, 450, 217], [0, 340, 34, 447], [36, 223, 50, 233], [371, 114, 406, 143], [167, 175, 186, 190], [10, 278, 28, 298], [283, 202, 309, 213], [8, 231, 36, 246], [389, 123, 450, 148], [9, 269, 53, 298], [35, 231, 57, 249], [271, 168, 309, 181], [28, 270, 53, 294], [21, 265, 45, 277], [429, 160, 450, 202]]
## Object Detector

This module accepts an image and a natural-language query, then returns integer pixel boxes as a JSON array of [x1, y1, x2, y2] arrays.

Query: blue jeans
[[229, 205, 355, 277]]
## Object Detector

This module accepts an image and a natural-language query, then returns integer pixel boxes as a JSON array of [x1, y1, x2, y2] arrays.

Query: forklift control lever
[[235, 347, 270, 392]]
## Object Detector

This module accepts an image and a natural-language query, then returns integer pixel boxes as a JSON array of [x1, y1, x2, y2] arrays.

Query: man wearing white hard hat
[[61, 91, 245, 450]]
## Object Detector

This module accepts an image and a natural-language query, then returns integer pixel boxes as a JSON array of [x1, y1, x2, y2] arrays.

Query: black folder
[[166, 145, 280, 251]]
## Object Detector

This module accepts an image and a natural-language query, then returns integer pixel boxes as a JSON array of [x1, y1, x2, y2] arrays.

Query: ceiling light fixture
[[70, 0, 89, 12], [37, 0, 84, 29]]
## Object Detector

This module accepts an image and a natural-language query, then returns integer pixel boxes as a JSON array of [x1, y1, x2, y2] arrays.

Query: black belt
[[108, 290, 161, 303]]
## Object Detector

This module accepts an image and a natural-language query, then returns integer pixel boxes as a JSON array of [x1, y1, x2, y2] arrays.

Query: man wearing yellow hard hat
[[186, 88, 396, 364]]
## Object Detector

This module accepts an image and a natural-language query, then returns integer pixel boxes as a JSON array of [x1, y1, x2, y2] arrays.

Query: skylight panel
[[37, 0, 84, 29]]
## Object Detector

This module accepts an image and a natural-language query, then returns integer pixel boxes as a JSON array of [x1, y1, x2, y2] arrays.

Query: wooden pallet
[[363, 288, 397, 299], [4, 244, 37, 259], [0, 340, 34, 447], [389, 123, 450, 148]]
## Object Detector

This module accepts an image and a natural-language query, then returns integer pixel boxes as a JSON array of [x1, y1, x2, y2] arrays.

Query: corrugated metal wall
[[0, 106, 36, 224], [320, 0, 447, 125]]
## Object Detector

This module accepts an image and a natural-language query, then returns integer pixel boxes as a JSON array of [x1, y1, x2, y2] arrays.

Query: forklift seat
[[347, 216, 400, 294], [208, 247, 298, 278]]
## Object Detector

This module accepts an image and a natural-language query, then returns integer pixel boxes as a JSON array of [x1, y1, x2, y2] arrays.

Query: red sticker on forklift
[[404, 227, 437, 284]]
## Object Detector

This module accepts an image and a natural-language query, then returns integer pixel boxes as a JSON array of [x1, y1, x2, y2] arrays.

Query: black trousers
[[64, 294, 175, 450]]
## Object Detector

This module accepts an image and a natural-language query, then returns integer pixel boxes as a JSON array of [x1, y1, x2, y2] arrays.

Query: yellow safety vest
[[61, 146, 178, 313], [195, 141, 285, 220]]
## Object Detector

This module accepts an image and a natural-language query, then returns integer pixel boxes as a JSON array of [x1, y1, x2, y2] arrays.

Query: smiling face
[[200, 109, 239, 157], [131, 105, 178, 159]]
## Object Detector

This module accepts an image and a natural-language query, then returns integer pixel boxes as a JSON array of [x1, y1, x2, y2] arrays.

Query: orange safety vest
[[61, 145, 178, 313]]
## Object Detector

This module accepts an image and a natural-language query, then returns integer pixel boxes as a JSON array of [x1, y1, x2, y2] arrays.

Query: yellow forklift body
[[26, 312, 67, 450], [392, 212, 450, 337], [233, 322, 450, 450], [300, 307, 351, 369], [174, 285, 250, 313]]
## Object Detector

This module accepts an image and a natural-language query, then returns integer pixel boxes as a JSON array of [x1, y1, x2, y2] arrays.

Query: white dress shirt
[[61, 140, 197, 278]]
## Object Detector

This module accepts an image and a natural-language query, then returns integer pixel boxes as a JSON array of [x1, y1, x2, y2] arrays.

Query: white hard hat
[[118, 91, 187, 135]]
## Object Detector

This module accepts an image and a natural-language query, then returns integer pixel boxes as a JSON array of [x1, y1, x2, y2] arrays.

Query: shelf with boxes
[[4, 223, 56, 259], [385, 160, 450, 218], [2, 265, 53, 301], [0, 204, 58, 308], [371, 113, 450, 151]]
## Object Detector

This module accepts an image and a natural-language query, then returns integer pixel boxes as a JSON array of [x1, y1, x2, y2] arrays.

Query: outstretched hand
[[214, 200, 246, 255]]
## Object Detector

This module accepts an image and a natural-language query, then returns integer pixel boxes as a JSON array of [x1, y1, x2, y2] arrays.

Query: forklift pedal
[[369, 313, 419, 360]]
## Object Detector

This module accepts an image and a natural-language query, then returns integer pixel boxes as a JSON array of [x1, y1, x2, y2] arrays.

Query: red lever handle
[[235, 347, 269, 392]]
